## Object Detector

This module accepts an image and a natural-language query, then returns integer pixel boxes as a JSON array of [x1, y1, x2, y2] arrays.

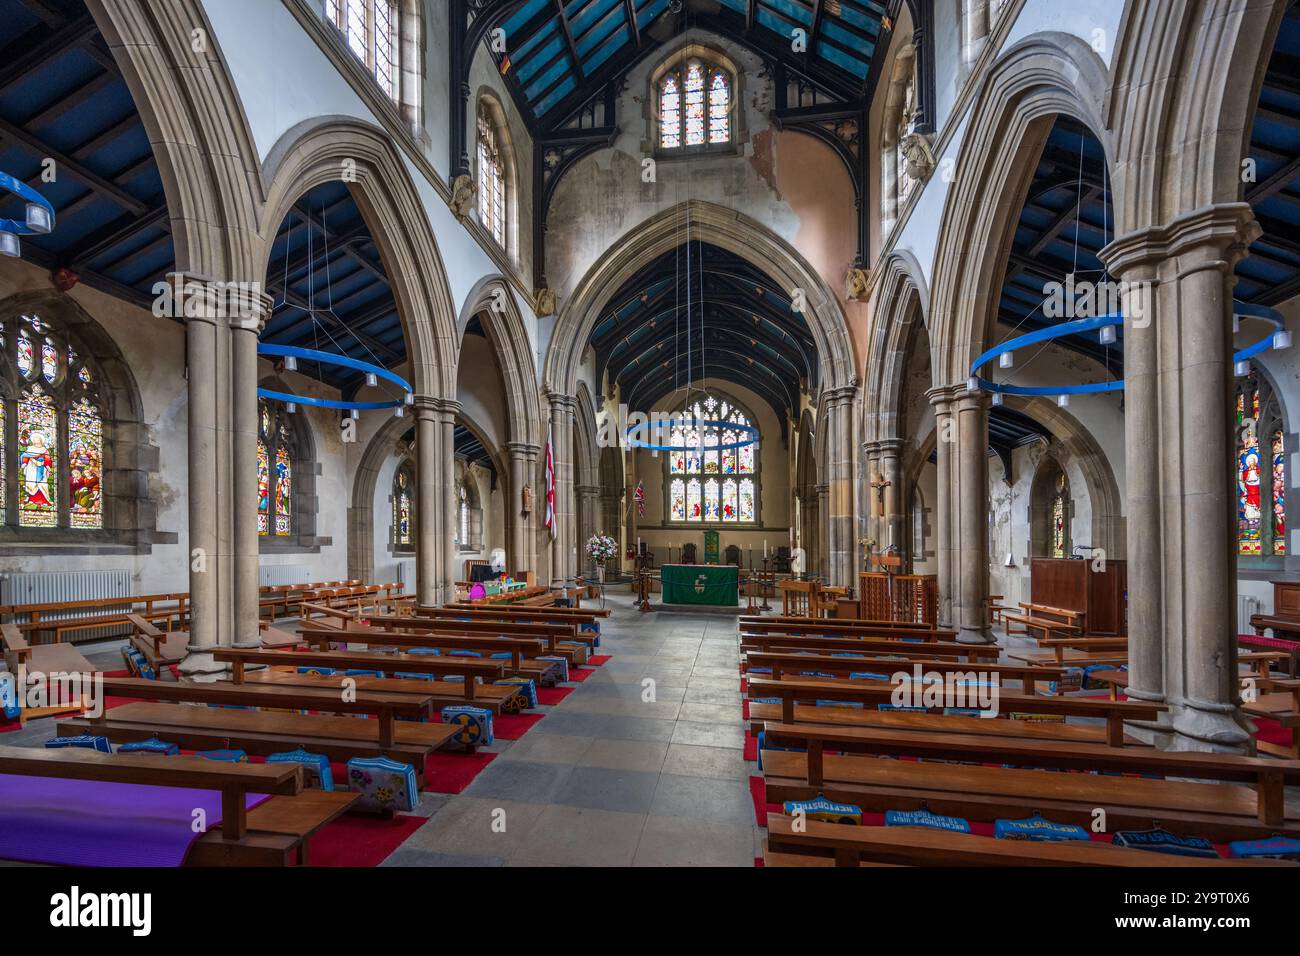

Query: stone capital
[[925, 384, 962, 410], [1101, 202, 1261, 278], [507, 441, 542, 459]]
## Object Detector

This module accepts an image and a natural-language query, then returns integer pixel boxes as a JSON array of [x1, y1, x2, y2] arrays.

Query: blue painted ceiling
[[493, 0, 888, 128]]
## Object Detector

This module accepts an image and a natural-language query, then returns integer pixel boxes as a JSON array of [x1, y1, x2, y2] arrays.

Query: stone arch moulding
[[1002, 394, 1125, 560], [259, 117, 460, 401], [457, 275, 541, 450], [864, 250, 929, 446], [928, 32, 1113, 387], [543, 201, 856, 398], [85, 0, 264, 283], [1106, 0, 1291, 236]]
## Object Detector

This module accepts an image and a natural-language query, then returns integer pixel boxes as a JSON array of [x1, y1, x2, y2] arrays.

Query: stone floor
[[381, 588, 762, 867]]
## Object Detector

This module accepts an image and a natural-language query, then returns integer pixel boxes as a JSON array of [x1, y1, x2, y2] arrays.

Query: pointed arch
[[259, 117, 459, 400], [929, 33, 1113, 386], [457, 276, 541, 450], [864, 250, 929, 445], [544, 201, 855, 397]]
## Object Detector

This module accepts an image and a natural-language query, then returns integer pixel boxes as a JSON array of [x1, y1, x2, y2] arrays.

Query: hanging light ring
[[256, 344, 412, 410]]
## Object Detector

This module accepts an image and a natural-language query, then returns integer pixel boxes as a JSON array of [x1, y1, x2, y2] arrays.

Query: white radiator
[[0, 569, 133, 642], [258, 565, 311, 588], [1238, 595, 1263, 633]]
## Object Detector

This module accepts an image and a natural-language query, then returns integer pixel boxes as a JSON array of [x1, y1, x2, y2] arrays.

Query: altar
[[660, 564, 739, 607]]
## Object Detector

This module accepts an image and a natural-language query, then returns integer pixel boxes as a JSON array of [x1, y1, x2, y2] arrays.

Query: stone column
[[955, 387, 993, 644], [546, 393, 577, 587], [576, 483, 600, 576], [1103, 203, 1260, 752], [879, 438, 905, 555], [816, 482, 830, 581], [230, 289, 270, 648], [927, 387, 956, 626], [506, 441, 540, 574], [862, 440, 882, 551], [824, 386, 858, 586], [177, 275, 231, 678], [435, 398, 460, 605], [414, 399, 441, 607]]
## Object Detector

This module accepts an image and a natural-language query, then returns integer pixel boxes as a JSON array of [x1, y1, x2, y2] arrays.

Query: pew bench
[[1, 622, 97, 723], [740, 631, 1001, 663], [739, 619, 956, 642], [241, 666, 522, 715], [760, 748, 1300, 843], [0, 743, 356, 866], [746, 700, 1149, 745], [747, 676, 1162, 746], [744, 651, 1064, 696], [212, 647, 506, 705], [1000, 612, 1082, 642], [62, 700, 458, 773], [297, 624, 551, 682], [763, 814, 1272, 868], [362, 613, 594, 665], [762, 721, 1300, 827]]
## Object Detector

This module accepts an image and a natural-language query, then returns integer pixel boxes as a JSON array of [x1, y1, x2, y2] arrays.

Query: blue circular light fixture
[[625, 418, 759, 452], [0, 169, 56, 258], [256, 344, 412, 411], [969, 302, 1286, 399]]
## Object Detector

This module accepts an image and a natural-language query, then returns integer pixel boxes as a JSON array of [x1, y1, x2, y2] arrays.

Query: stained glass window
[[1050, 475, 1068, 559], [393, 463, 414, 549], [1273, 429, 1287, 556], [18, 386, 57, 527], [3, 312, 105, 532], [660, 75, 681, 150], [477, 102, 508, 247], [326, 1, 400, 103], [662, 392, 759, 524], [68, 397, 102, 529], [1238, 378, 1263, 556], [659, 59, 731, 152], [709, 70, 730, 144], [257, 400, 297, 538]]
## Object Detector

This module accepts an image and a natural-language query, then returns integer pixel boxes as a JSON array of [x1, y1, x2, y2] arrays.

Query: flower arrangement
[[585, 533, 619, 564]]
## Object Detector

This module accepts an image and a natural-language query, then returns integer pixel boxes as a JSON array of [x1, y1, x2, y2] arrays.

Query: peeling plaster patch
[[749, 129, 782, 201]]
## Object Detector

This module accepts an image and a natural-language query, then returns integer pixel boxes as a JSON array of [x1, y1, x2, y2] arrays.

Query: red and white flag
[[544, 422, 557, 539], [634, 480, 645, 517]]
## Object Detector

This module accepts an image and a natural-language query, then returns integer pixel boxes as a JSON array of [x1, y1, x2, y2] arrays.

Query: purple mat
[[0, 775, 270, 867]]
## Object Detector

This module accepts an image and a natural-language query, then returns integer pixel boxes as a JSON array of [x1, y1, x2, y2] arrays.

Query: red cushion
[[1240, 633, 1300, 651]]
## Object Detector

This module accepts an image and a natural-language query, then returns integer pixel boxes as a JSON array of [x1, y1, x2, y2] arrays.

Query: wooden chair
[[778, 579, 817, 617]]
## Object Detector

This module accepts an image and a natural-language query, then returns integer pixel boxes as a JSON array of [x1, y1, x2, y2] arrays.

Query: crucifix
[[870, 472, 891, 516]]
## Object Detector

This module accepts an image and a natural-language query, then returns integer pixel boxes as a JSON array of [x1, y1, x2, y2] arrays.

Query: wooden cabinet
[[1272, 580, 1300, 619], [1029, 558, 1127, 635]]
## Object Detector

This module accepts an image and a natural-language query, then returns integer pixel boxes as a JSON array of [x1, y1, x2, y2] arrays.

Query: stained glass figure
[[687, 479, 702, 521], [275, 443, 292, 536], [684, 63, 706, 147], [1238, 381, 1263, 556], [708, 70, 730, 144], [670, 478, 686, 521], [68, 397, 102, 529], [664, 392, 758, 523], [738, 479, 755, 521], [1274, 429, 1287, 556], [721, 478, 738, 522], [660, 74, 681, 149], [257, 439, 270, 535], [18, 386, 57, 527]]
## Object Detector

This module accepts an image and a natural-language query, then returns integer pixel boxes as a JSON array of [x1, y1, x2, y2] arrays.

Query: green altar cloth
[[661, 564, 738, 606]]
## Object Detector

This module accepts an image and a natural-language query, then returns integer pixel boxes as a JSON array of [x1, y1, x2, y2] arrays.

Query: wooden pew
[[763, 815, 1276, 868], [96, 676, 431, 752], [739, 631, 1000, 663], [747, 676, 1162, 746], [443, 602, 611, 619], [361, 613, 594, 663], [0, 744, 356, 866], [739, 614, 936, 631], [1007, 636, 1129, 667], [739, 618, 956, 642], [2, 622, 97, 722], [212, 647, 505, 704], [296, 625, 550, 682], [1002, 601, 1084, 641], [239, 666, 521, 715], [747, 698, 1149, 745], [760, 724, 1300, 842], [3, 592, 191, 643], [744, 651, 1065, 695], [763, 721, 1300, 823]]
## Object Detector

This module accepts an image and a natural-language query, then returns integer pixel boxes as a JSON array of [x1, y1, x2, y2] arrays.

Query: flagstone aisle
[[382, 589, 761, 866]]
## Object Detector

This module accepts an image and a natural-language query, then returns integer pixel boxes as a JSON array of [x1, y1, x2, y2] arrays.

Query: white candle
[[764, 540, 768, 558]]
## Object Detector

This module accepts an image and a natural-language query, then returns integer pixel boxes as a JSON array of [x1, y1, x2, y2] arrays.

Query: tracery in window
[[665, 394, 759, 524], [326, 0, 400, 101], [477, 103, 508, 247], [659, 58, 731, 152]]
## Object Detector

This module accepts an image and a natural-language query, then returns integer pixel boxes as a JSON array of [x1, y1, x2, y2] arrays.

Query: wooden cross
[[870, 472, 891, 515]]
